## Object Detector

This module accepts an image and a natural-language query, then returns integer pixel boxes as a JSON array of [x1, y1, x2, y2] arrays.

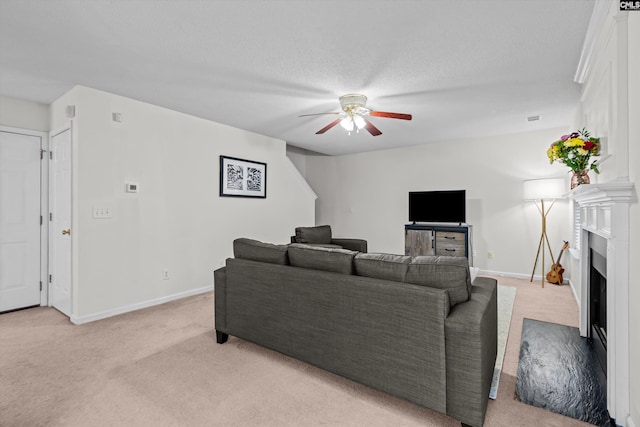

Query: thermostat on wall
[[125, 182, 139, 193]]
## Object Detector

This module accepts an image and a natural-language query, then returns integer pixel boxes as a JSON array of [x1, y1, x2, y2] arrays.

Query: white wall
[[0, 95, 49, 131], [49, 86, 315, 322], [302, 128, 572, 279]]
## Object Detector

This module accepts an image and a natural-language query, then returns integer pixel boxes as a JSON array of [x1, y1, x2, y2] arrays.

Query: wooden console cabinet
[[404, 224, 473, 265]]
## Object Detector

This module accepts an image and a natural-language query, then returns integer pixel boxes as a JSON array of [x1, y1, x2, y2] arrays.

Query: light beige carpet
[[489, 284, 516, 399], [0, 276, 592, 426]]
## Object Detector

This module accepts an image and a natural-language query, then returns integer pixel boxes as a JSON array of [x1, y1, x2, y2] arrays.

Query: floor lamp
[[523, 178, 565, 288]]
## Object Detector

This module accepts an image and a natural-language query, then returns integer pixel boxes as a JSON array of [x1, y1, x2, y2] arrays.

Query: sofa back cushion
[[354, 253, 412, 282], [288, 243, 356, 275], [294, 225, 332, 244], [405, 256, 471, 307], [233, 238, 289, 265]]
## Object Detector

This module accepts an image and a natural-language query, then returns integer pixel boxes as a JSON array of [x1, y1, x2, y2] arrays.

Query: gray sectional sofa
[[214, 238, 497, 427]]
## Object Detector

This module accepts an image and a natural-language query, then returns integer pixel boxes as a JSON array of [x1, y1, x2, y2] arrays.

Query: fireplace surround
[[569, 180, 634, 426]]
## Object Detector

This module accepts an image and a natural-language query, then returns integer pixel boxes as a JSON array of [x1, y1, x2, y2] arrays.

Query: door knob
[[62, 229, 70, 235]]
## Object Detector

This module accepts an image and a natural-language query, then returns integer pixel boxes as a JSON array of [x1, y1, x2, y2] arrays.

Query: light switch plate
[[92, 207, 113, 219]]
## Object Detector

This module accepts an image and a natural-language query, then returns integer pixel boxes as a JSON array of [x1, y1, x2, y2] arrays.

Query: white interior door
[[0, 129, 42, 312], [49, 126, 72, 316]]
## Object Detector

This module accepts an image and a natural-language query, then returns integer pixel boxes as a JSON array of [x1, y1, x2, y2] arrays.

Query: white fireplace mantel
[[568, 180, 635, 426]]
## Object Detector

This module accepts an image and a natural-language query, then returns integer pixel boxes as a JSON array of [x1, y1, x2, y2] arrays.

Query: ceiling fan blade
[[299, 112, 340, 117], [369, 111, 412, 120], [316, 118, 342, 134], [363, 119, 382, 136]]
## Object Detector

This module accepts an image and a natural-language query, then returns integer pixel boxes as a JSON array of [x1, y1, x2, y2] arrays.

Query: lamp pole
[[529, 198, 556, 287]]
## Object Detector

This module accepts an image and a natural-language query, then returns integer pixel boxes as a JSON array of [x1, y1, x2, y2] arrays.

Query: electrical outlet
[[161, 269, 169, 280], [488, 251, 494, 259]]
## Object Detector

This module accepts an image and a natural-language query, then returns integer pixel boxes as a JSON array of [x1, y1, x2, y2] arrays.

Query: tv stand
[[404, 224, 473, 266]]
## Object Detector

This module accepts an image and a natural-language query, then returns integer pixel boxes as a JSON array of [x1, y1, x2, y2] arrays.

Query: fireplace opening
[[588, 232, 607, 389]]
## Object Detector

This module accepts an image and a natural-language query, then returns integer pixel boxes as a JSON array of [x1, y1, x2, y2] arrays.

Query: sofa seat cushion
[[405, 256, 471, 307], [294, 225, 332, 244], [233, 238, 289, 265], [354, 253, 412, 282], [288, 243, 357, 275]]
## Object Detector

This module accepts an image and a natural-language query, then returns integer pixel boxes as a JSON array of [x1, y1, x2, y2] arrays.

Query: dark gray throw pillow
[[288, 243, 356, 275], [405, 256, 471, 307], [294, 225, 332, 244], [233, 238, 289, 265], [354, 253, 412, 282]]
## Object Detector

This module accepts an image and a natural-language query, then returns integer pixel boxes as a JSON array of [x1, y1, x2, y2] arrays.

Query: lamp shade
[[523, 178, 565, 201]]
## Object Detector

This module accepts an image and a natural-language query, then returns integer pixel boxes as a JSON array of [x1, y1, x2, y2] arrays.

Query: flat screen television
[[409, 190, 466, 224]]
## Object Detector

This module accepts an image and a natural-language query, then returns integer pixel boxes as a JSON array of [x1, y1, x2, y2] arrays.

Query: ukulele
[[546, 241, 569, 285]]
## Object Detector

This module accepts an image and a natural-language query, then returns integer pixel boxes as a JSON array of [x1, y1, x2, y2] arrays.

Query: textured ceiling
[[0, 0, 595, 155]]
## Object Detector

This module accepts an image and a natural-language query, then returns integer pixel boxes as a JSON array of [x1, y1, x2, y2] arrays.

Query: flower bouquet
[[547, 128, 600, 188]]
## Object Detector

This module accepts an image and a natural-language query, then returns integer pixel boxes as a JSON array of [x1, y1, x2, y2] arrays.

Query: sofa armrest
[[444, 277, 498, 427], [214, 266, 227, 334], [331, 238, 368, 253]]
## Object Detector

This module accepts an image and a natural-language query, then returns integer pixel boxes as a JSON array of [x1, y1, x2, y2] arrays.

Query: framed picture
[[219, 155, 267, 198]]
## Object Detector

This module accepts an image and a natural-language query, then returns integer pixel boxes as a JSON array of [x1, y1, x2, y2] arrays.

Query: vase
[[571, 169, 590, 189]]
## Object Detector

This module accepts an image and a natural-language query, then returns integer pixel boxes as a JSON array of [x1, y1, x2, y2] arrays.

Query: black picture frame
[[219, 155, 267, 198]]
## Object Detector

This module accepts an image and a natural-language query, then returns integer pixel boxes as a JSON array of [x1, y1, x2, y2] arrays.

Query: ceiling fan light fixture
[[302, 93, 410, 136], [339, 93, 367, 112], [340, 116, 354, 131]]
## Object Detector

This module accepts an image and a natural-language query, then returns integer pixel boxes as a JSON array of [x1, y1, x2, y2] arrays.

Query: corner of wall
[[285, 157, 317, 200]]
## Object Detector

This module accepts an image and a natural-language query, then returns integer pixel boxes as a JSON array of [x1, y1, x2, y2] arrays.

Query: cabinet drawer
[[436, 231, 465, 242], [435, 232, 465, 256], [435, 245, 465, 256]]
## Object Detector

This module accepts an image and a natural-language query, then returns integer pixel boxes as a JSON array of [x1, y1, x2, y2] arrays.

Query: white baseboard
[[568, 278, 580, 306], [479, 269, 571, 285], [70, 285, 214, 325], [479, 269, 535, 281]]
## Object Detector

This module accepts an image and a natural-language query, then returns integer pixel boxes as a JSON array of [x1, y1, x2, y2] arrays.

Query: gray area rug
[[515, 318, 612, 426], [489, 284, 516, 399]]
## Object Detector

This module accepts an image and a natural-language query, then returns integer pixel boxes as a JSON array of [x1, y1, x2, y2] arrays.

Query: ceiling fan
[[300, 93, 412, 136]]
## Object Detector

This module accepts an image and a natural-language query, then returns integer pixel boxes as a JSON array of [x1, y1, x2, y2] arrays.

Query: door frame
[[0, 125, 49, 307]]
